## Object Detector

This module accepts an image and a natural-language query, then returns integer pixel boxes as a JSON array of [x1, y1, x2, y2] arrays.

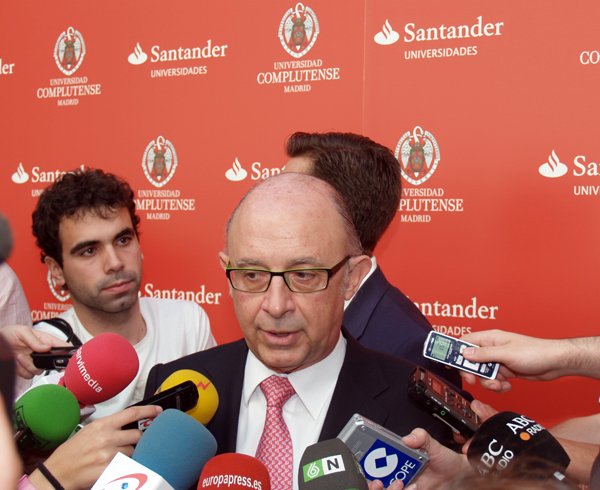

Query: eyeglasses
[[225, 256, 350, 293]]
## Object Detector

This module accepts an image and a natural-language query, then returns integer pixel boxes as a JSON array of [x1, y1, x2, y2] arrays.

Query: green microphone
[[13, 384, 80, 454]]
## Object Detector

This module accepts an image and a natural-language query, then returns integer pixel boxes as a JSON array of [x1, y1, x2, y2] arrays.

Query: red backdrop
[[1, 0, 599, 428]]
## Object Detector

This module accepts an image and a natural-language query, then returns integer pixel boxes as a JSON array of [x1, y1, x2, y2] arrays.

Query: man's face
[[47, 207, 143, 317], [220, 185, 368, 373]]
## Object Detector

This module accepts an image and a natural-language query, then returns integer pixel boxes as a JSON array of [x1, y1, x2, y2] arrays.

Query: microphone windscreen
[[0, 213, 13, 263], [133, 409, 217, 490], [157, 369, 219, 425], [467, 411, 570, 477], [299, 438, 368, 490], [13, 384, 80, 451], [63, 332, 139, 405], [199, 454, 271, 490]]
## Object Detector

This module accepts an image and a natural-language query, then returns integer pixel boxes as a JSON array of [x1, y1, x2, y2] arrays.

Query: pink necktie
[[255, 375, 296, 490]]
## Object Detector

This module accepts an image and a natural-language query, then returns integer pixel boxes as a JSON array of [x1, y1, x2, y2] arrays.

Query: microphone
[[299, 438, 368, 490], [157, 369, 219, 425], [62, 332, 139, 405], [91, 409, 217, 490], [13, 384, 80, 454], [0, 212, 13, 263], [467, 411, 573, 486], [198, 454, 271, 490]]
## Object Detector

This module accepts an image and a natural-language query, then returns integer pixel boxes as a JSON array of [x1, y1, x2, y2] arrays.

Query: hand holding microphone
[[0, 324, 72, 379], [92, 409, 217, 490], [27, 405, 162, 490]]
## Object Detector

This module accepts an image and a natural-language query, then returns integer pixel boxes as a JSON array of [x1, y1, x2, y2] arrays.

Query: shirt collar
[[242, 332, 346, 420]]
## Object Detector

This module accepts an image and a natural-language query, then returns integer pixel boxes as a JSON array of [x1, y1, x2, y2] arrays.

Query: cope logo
[[395, 126, 441, 185], [54, 27, 86, 75], [142, 136, 178, 188], [48, 271, 70, 302], [279, 3, 319, 58], [361, 440, 422, 487]]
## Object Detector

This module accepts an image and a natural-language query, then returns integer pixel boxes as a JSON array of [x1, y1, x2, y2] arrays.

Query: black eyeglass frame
[[225, 256, 351, 293]]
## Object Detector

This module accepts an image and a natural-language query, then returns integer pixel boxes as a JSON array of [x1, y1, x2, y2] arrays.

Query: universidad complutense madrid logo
[[142, 136, 178, 188], [54, 27, 85, 75], [395, 126, 441, 185], [279, 3, 319, 58]]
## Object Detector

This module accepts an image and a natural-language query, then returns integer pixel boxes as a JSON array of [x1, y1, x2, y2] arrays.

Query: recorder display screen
[[430, 337, 451, 360]]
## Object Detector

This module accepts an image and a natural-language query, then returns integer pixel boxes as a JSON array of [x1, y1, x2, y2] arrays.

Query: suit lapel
[[319, 329, 390, 441], [205, 339, 248, 454]]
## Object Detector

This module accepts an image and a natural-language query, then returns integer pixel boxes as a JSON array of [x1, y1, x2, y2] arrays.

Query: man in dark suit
[[285, 132, 462, 387], [145, 173, 457, 490]]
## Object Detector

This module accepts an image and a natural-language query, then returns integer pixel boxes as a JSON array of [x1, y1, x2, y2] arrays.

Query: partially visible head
[[285, 132, 401, 256], [32, 169, 143, 318], [32, 168, 140, 267], [220, 173, 371, 373]]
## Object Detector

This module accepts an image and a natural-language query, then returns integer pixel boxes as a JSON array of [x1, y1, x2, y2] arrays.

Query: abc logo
[[363, 447, 399, 478]]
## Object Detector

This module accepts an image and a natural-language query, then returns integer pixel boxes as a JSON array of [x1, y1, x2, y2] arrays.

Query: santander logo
[[539, 150, 568, 178]]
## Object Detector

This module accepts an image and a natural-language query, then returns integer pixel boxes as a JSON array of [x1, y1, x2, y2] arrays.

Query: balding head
[[225, 173, 361, 258]]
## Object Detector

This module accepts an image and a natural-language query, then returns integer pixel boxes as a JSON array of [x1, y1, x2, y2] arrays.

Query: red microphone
[[198, 454, 271, 490], [63, 332, 139, 405]]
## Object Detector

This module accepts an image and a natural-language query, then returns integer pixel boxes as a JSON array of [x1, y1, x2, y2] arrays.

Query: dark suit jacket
[[144, 328, 456, 457], [344, 265, 464, 388]]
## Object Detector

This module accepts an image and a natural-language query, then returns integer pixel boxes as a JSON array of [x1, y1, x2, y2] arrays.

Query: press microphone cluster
[[92, 409, 217, 490]]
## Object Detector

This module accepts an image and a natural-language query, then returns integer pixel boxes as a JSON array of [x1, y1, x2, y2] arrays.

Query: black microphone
[[467, 411, 575, 488], [299, 438, 368, 490], [0, 212, 13, 264]]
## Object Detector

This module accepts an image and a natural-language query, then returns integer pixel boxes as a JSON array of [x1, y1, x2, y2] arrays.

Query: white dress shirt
[[236, 333, 346, 490]]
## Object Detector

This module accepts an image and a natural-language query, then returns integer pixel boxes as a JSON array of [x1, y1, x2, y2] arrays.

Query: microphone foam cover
[[299, 438, 368, 490], [13, 384, 80, 450], [64, 332, 139, 405], [133, 409, 217, 490], [467, 411, 570, 477], [157, 369, 219, 425], [199, 454, 271, 490]]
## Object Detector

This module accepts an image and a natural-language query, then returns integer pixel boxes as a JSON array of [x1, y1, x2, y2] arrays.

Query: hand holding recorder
[[458, 330, 600, 392]]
